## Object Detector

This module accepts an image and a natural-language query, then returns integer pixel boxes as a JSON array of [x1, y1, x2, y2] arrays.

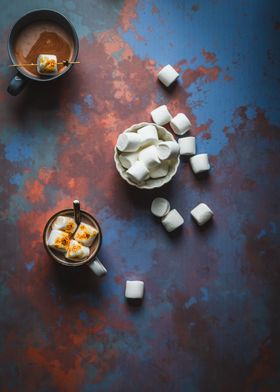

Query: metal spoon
[[73, 200, 81, 225]]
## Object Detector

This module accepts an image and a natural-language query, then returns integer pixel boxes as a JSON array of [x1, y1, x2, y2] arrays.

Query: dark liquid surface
[[14, 20, 74, 77]]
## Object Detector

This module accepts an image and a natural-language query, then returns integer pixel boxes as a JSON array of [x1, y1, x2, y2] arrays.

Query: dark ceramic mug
[[7, 9, 79, 96]]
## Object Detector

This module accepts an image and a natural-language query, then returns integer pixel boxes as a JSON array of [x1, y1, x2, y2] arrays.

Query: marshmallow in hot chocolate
[[47, 229, 70, 253], [37, 54, 58, 75], [66, 239, 90, 261], [74, 222, 98, 247], [52, 216, 77, 234]]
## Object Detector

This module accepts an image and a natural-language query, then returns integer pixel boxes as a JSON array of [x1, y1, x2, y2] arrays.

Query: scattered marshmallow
[[37, 54, 58, 75], [161, 209, 184, 232], [189, 153, 210, 174], [151, 197, 170, 218], [151, 105, 172, 125], [125, 280, 145, 299], [150, 161, 169, 179], [66, 239, 90, 261], [170, 113, 191, 135], [88, 258, 107, 277], [74, 222, 98, 247], [52, 215, 77, 234], [47, 229, 70, 253], [127, 160, 149, 183], [178, 136, 196, 156], [190, 203, 214, 226], [117, 132, 142, 152], [157, 141, 180, 160], [119, 151, 138, 169], [158, 64, 179, 87], [137, 125, 158, 146], [138, 145, 161, 170]]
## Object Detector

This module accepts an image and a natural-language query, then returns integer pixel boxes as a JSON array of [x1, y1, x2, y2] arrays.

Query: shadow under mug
[[7, 9, 79, 96], [43, 209, 107, 277]]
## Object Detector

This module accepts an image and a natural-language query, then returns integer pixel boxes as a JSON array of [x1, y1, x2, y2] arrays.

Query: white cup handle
[[88, 256, 107, 277]]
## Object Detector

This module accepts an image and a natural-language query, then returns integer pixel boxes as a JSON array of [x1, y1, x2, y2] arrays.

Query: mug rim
[[43, 208, 103, 267], [8, 8, 79, 82]]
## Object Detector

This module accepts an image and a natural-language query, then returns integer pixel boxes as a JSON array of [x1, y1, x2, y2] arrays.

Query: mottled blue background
[[0, 1, 279, 391]]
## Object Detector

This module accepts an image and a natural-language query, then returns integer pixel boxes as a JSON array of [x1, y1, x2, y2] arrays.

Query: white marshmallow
[[189, 153, 210, 174], [151, 197, 170, 217], [151, 105, 172, 125], [47, 229, 70, 253], [125, 280, 144, 299], [127, 160, 149, 183], [66, 240, 90, 261], [170, 113, 191, 135], [178, 136, 196, 156], [150, 161, 169, 179], [119, 151, 138, 169], [138, 145, 161, 170], [157, 141, 180, 160], [161, 209, 184, 232], [190, 203, 214, 226], [137, 125, 158, 146], [37, 54, 58, 75], [74, 222, 99, 247], [52, 215, 77, 234], [117, 133, 142, 152], [158, 64, 179, 87]]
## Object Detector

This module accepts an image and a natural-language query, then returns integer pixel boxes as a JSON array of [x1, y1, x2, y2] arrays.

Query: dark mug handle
[[7, 72, 28, 96]]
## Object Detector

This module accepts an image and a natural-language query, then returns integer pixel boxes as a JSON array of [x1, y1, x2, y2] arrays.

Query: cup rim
[[8, 8, 79, 82], [43, 208, 102, 267]]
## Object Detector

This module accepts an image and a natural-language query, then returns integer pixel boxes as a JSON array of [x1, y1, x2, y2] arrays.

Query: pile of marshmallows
[[123, 64, 214, 302]]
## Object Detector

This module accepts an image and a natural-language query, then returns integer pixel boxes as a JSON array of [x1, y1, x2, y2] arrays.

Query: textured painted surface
[[0, 1, 280, 391]]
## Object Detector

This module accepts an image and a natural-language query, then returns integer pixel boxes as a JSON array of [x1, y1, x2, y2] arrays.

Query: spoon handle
[[73, 200, 81, 225]]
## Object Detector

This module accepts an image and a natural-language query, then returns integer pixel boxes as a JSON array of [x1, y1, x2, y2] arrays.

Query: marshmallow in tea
[[150, 161, 169, 179], [151, 197, 170, 218], [66, 240, 90, 261], [125, 280, 145, 299], [178, 136, 196, 156], [151, 105, 172, 125], [119, 151, 138, 169], [127, 160, 149, 183], [47, 229, 70, 253], [74, 222, 98, 247], [189, 153, 210, 174], [37, 54, 58, 75], [138, 145, 161, 170], [191, 203, 214, 226], [157, 141, 180, 160], [170, 113, 191, 135], [158, 64, 179, 87], [116, 132, 142, 152], [161, 209, 184, 232], [137, 124, 158, 146], [52, 215, 77, 234]]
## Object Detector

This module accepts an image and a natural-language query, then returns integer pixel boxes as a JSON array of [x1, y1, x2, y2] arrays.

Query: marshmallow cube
[[178, 136, 196, 156], [151, 105, 172, 125], [158, 64, 179, 87], [137, 125, 158, 146], [66, 240, 90, 261], [125, 280, 144, 299], [127, 161, 149, 183], [37, 54, 58, 75], [47, 229, 70, 253], [117, 133, 142, 152], [138, 145, 161, 170], [170, 113, 191, 135], [191, 203, 214, 226], [157, 141, 180, 160], [161, 209, 184, 232], [189, 154, 210, 174], [119, 151, 138, 169], [151, 197, 170, 218], [52, 215, 77, 234], [150, 161, 169, 179], [74, 222, 98, 247]]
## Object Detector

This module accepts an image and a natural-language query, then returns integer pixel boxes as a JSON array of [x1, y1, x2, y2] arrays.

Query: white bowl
[[114, 122, 180, 189]]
